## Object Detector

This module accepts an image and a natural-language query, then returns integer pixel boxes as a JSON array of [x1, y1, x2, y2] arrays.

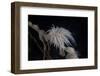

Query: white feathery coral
[[47, 25, 76, 56], [28, 22, 78, 59]]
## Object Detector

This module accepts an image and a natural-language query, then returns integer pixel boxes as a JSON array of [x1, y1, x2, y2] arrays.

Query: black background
[[28, 15, 88, 61]]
